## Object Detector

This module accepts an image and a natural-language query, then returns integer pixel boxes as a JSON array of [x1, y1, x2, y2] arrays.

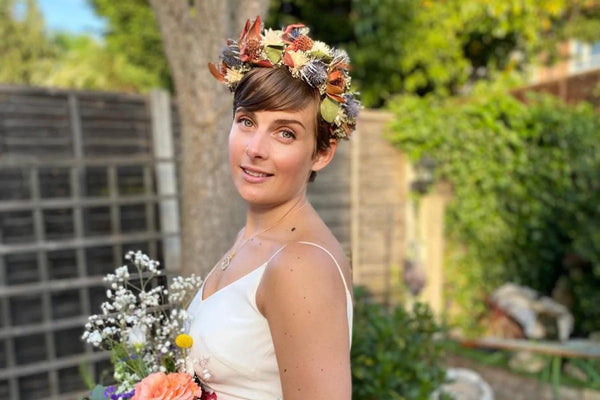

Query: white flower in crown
[[262, 28, 284, 47], [308, 41, 332, 58], [287, 50, 309, 77], [225, 68, 245, 85]]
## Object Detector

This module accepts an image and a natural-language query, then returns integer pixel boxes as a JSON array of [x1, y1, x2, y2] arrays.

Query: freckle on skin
[[291, 227, 296, 231]]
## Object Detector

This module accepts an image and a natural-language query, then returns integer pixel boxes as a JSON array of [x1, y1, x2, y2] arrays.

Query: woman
[[185, 16, 360, 400]]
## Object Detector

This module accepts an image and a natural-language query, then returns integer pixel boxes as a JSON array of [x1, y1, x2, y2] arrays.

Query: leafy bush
[[387, 86, 600, 335], [351, 286, 448, 399]]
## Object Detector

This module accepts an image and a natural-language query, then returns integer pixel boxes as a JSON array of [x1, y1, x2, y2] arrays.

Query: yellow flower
[[225, 68, 244, 84], [175, 334, 193, 349]]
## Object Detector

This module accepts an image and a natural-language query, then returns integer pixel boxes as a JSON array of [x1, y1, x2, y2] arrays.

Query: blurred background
[[1, 0, 600, 399]]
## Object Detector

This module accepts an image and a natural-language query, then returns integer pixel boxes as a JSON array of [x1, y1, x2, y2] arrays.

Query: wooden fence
[[0, 86, 181, 400], [512, 67, 600, 109]]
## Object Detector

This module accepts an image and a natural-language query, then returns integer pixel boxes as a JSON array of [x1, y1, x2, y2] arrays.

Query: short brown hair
[[233, 67, 332, 155]]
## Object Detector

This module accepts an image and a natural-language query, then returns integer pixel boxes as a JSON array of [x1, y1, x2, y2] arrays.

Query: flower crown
[[209, 16, 360, 140]]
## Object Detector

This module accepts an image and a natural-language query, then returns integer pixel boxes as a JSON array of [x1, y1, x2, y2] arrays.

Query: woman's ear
[[311, 138, 338, 172]]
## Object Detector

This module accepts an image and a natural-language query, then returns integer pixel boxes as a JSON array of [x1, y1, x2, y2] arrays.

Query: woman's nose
[[245, 131, 269, 159]]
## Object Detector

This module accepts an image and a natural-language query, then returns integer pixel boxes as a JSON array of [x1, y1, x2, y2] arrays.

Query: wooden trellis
[[0, 86, 181, 400]]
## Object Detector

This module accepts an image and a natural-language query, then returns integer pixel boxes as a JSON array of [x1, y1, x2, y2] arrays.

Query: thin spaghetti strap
[[297, 241, 350, 294], [266, 244, 288, 265]]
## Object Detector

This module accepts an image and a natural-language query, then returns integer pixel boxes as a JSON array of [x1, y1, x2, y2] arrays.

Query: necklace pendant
[[220, 254, 232, 271]]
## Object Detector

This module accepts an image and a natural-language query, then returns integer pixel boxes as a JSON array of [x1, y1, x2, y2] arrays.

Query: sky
[[37, 0, 106, 37]]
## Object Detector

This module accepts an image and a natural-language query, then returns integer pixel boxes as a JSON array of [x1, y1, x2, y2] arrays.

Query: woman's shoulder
[[256, 237, 351, 314]]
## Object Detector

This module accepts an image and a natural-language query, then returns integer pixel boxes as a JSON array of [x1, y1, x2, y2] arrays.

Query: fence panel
[[0, 86, 180, 400]]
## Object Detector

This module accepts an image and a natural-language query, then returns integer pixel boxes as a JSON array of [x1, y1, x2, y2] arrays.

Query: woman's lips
[[241, 166, 273, 182]]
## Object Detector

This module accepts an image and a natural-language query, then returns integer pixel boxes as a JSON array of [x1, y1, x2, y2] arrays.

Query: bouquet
[[81, 250, 206, 400]]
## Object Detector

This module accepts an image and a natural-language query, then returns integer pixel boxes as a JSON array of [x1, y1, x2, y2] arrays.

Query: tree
[[90, 0, 172, 90], [45, 33, 162, 92], [0, 0, 166, 91], [148, 0, 270, 276], [268, 0, 600, 107], [0, 0, 57, 84]]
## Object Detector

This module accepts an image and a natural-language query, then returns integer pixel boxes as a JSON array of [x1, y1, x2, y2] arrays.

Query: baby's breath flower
[[81, 250, 203, 390], [87, 331, 102, 346]]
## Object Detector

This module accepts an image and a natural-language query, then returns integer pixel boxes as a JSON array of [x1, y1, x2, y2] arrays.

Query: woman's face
[[228, 103, 333, 207]]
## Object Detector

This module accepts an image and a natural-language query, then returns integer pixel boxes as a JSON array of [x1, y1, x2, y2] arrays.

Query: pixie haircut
[[233, 67, 333, 155]]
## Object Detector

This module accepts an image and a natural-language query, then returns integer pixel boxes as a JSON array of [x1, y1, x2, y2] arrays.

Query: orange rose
[[132, 372, 203, 400]]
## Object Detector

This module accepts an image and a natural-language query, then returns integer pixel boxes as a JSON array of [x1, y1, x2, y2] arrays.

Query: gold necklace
[[220, 200, 308, 271]]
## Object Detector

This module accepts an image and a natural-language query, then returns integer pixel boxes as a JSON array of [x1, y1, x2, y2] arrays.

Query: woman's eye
[[238, 117, 253, 128], [280, 130, 295, 140]]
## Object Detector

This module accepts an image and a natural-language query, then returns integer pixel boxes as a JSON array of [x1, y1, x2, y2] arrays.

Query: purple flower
[[104, 386, 116, 397], [342, 94, 360, 119], [301, 60, 327, 87], [114, 388, 135, 400], [287, 27, 303, 40], [222, 41, 242, 67], [104, 383, 135, 399]]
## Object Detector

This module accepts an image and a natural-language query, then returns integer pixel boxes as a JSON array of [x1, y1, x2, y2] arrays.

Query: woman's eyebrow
[[272, 119, 306, 129], [235, 108, 255, 117], [235, 108, 306, 130]]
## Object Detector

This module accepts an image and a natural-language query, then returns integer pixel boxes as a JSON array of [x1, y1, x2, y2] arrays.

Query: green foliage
[[0, 0, 166, 92], [268, 0, 600, 107], [90, 385, 106, 400], [46, 33, 162, 91], [560, 2, 600, 43], [266, 0, 355, 45], [387, 87, 600, 336], [90, 0, 171, 90], [269, 0, 600, 107], [0, 0, 58, 83], [351, 286, 448, 400]]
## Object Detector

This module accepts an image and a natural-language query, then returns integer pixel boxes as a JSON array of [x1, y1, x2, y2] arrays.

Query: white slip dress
[[185, 241, 353, 400]]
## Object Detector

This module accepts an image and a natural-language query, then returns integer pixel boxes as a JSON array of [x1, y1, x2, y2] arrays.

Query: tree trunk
[[148, 0, 270, 276]]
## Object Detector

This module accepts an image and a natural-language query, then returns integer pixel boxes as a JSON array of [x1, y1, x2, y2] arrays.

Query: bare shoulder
[[256, 240, 351, 315]]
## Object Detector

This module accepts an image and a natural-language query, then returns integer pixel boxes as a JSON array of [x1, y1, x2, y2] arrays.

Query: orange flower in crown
[[238, 17, 273, 67], [208, 16, 361, 140]]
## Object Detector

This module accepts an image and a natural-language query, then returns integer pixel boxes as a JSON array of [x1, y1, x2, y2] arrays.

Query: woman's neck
[[243, 196, 309, 237]]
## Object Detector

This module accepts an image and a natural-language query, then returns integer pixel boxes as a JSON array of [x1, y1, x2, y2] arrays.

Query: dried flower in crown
[[209, 16, 361, 140]]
